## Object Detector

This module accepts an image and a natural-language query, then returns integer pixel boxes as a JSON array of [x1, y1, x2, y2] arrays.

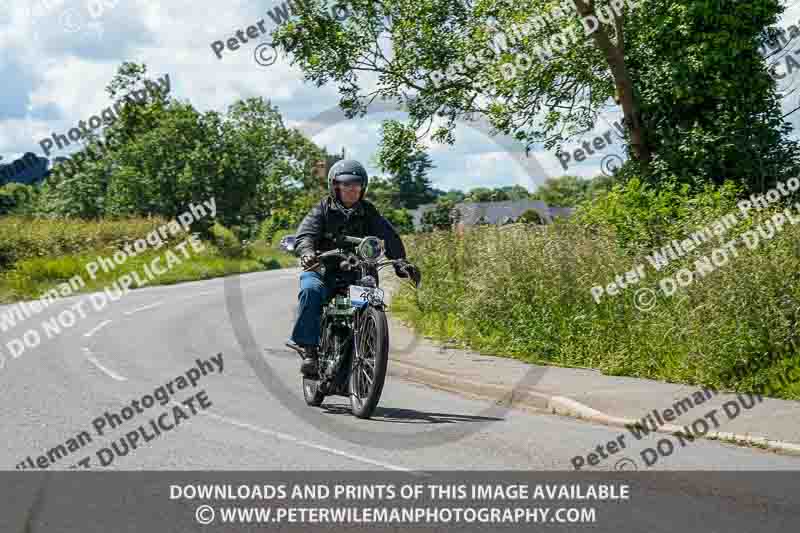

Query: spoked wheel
[[349, 306, 389, 419]]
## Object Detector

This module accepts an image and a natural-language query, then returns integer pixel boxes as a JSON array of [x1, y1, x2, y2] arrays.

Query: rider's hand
[[394, 260, 421, 287], [300, 253, 318, 270]]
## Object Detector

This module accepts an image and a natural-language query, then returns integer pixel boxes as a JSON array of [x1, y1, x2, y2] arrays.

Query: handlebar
[[301, 235, 416, 285], [302, 250, 403, 272]]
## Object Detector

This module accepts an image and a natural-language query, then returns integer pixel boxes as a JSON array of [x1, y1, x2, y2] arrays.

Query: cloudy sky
[[2, 0, 800, 194]]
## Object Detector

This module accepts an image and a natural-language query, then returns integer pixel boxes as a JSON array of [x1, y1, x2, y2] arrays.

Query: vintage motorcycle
[[295, 235, 419, 419]]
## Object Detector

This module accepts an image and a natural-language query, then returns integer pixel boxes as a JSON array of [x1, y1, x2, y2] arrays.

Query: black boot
[[300, 345, 319, 377]]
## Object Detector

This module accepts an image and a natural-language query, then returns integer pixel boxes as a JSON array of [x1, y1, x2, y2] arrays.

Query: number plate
[[349, 285, 384, 305]]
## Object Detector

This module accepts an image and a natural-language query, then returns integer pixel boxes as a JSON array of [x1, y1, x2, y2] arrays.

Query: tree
[[365, 174, 396, 211], [273, 0, 798, 193], [375, 120, 437, 209], [500, 185, 532, 200], [438, 189, 466, 203], [464, 187, 511, 202], [39, 62, 326, 236], [530, 175, 591, 207]]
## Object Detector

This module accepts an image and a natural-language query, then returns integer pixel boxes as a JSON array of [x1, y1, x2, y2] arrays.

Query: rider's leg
[[290, 270, 329, 347], [290, 271, 330, 376]]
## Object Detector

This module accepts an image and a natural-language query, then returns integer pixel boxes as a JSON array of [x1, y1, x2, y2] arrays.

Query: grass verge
[[390, 209, 800, 401]]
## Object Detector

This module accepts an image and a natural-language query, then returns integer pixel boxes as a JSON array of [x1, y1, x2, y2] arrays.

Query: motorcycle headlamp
[[357, 237, 383, 261]]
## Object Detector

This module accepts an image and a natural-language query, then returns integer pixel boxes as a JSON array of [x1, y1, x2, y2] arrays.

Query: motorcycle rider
[[286, 159, 421, 377]]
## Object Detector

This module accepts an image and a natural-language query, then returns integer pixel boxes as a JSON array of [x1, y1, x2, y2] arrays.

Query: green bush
[[209, 222, 245, 258], [0, 183, 40, 215], [518, 209, 544, 225], [576, 177, 743, 252], [381, 207, 413, 234]]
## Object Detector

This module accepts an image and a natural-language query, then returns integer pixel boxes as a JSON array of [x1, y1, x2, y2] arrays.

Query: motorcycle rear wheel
[[348, 306, 389, 419]]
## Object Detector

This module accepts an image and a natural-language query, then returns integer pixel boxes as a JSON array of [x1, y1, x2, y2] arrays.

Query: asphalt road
[[2, 268, 800, 531], [2, 267, 800, 472]]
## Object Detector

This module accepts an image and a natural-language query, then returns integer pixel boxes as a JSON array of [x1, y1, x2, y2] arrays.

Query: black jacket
[[294, 197, 407, 260]]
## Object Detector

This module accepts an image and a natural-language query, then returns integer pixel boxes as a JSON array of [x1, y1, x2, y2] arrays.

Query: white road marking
[[82, 348, 127, 381], [124, 301, 164, 316], [176, 291, 215, 302], [196, 409, 422, 474], [83, 320, 112, 338]]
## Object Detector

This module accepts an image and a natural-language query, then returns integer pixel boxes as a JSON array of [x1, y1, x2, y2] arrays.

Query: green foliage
[[499, 185, 532, 201], [437, 189, 466, 203], [576, 177, 743, 251], [420, 199, 459, 232], [209, 222, 245, 259], [0, 215, 169, 270], [375, 121, 437, 210], [518, 208, 544, 224], [0, 183, 40, 215], [530, 175, 592, 207], [465, 187, 510, 203], [463, 185, 534, 203], [394, 204, 800, 399], [383, 207, 414, 234], [39, 63, 325, 235], [273, 0, 799, 195], [258, 192, 319, 245], [627, 0, 800, 191]]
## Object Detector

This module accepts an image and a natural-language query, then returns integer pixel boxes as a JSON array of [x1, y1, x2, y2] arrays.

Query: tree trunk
[[573, 0, 650, 166]]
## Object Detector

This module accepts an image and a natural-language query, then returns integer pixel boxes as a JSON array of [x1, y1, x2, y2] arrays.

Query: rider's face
[[335, 182, 362, 207]]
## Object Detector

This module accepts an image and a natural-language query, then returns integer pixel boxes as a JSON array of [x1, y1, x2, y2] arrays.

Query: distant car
[[279, 235, 296, 253]]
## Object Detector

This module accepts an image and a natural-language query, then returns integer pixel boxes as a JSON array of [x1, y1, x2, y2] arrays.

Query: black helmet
[[327, 159, 369, 203]]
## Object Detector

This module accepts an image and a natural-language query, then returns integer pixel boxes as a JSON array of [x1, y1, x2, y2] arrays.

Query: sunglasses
[[334, 182, 362, 189]]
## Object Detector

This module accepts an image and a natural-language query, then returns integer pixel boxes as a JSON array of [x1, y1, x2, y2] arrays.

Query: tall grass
[[0, 216, 169, 269], [393, 208, 800, 399], [0, 216, 296, 303]]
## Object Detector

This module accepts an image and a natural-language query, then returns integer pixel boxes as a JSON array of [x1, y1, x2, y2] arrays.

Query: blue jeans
[[290, 271, 334, 347]]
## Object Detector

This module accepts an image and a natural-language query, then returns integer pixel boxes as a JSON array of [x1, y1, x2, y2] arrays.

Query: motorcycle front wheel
[[348, 306, 389, 419]]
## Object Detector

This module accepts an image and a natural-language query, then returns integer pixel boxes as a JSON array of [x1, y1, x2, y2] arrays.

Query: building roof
[[411, 199, 575, 229]]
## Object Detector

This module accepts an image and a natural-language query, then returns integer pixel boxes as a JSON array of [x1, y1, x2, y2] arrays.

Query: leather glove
[[300, 253, 318, 270], [394, 260, 421, 287]]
